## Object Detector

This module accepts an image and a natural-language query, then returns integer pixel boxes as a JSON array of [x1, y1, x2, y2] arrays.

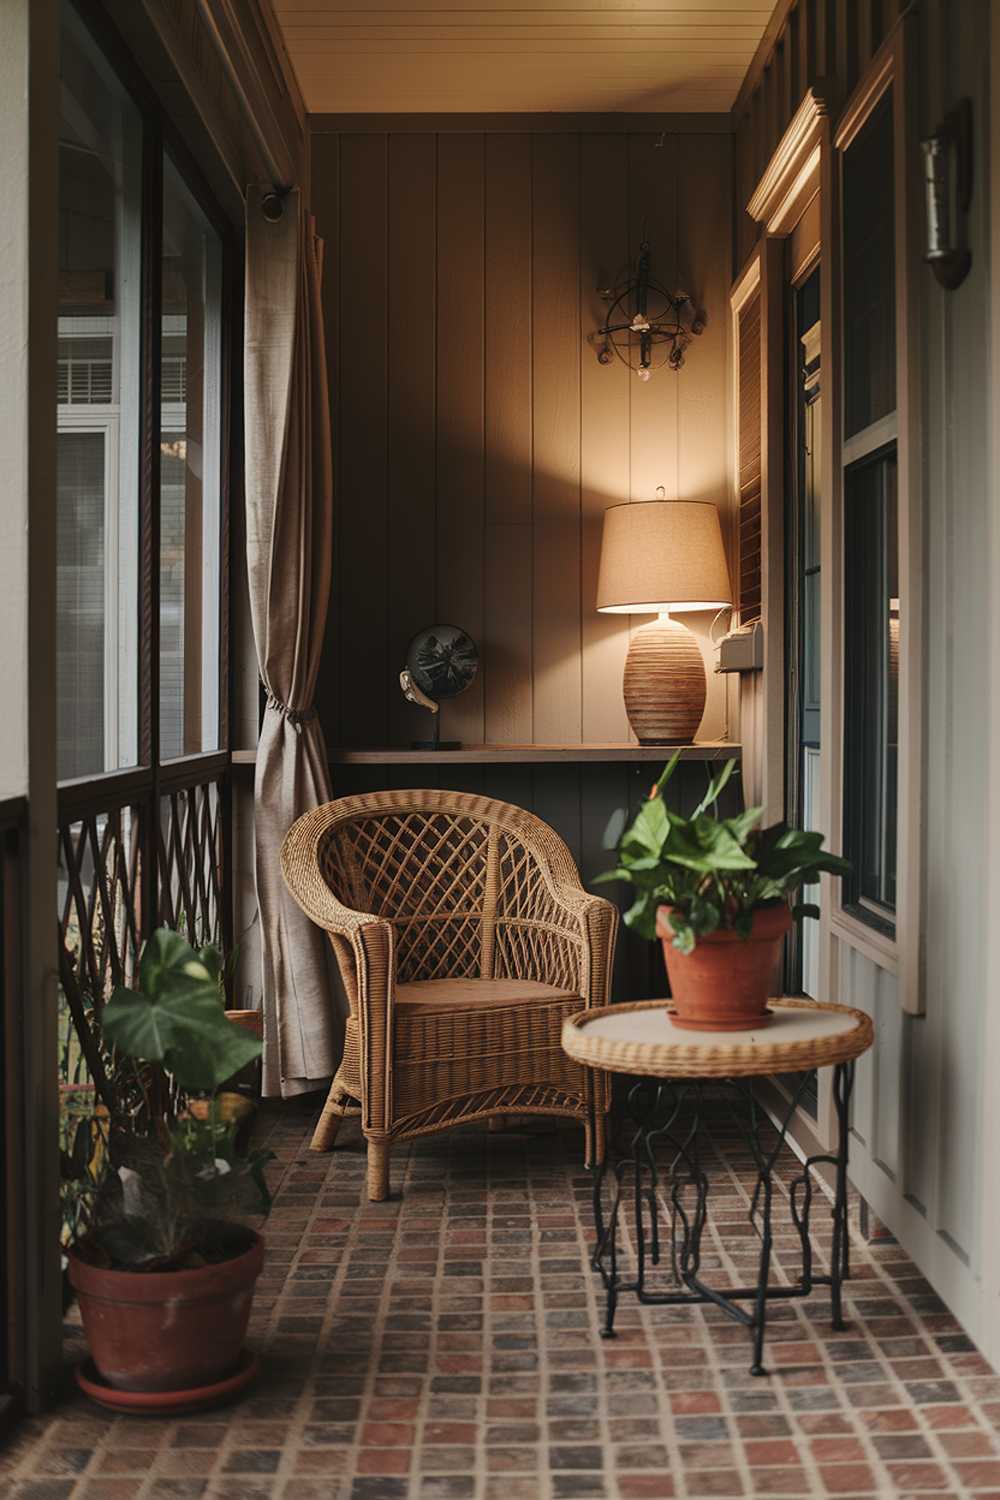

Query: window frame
[[822, 15, 924, 1012], [57, 0, 238, 941]]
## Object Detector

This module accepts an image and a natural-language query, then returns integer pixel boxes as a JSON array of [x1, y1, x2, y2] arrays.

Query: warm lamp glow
[[596, 500, 731, 615]]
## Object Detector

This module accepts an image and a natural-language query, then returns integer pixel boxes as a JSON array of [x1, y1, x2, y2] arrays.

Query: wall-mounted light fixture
[[590, 241, 704, 379], [921, 99, 973, 290]]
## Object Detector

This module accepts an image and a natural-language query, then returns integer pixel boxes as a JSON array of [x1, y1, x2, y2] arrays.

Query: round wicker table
[[561, 998, 874, 1375]]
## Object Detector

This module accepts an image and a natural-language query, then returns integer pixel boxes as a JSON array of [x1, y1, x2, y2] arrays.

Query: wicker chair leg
[[585, 1110, 607, 1169], [310, 1079, 351, 1153], [367, 1138, 391, 1201]]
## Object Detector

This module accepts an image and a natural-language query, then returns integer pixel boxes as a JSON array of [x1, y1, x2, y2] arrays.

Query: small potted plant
[[597, 754, 849, 1031], [62, 929, 272, 1412]]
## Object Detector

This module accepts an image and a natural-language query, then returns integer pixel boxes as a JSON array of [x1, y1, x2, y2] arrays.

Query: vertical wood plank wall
[[306, 118, 734, 1004], [732, 0, 996, 1352], [310, 122, 733, 754]]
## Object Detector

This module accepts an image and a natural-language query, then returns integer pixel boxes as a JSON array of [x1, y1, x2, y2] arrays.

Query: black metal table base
[[591, 1063, 855, 1376]]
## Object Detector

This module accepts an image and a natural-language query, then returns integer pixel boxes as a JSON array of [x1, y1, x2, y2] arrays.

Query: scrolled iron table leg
[[829, 1061, 855, 1332], [590, 1062, 856, 1375]]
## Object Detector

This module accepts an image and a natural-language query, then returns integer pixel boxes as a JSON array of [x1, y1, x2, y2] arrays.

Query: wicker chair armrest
[[579, 895, 619, 1008], [281, 810, 397, 1132], [280, 810, 380, 935]]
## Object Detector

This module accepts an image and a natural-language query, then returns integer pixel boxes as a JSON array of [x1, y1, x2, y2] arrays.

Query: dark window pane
[[159, 155, 223, 760], [57, 4, 143, 781], [843, 90, 895, 438], [843, 448, 899, 925]]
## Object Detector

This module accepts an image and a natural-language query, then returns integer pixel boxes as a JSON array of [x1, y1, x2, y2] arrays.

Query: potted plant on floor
[[62, 928, 273, 1412], [597, 754, 849, 1031]]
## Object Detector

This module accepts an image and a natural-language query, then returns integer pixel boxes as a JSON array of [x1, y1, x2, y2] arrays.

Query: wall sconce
[[590, 241, 705, 378], [921, 99, 973, 290]]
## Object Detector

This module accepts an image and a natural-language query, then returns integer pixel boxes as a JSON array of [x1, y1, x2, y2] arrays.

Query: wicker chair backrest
[[314, 793, 582, 987]]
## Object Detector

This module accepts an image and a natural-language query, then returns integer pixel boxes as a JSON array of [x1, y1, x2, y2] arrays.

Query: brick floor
[[3, 1096, 999, 1499]]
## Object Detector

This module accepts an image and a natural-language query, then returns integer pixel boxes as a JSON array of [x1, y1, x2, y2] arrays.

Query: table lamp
[[597, 498, 731, 744]]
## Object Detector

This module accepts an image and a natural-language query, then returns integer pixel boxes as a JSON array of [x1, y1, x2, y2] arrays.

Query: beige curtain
[[244, 186, 342, 1097]]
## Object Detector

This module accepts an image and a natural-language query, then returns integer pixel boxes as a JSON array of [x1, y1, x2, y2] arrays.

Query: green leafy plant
[[61, 929, 272, 1272], [596, 754, 850, 955]]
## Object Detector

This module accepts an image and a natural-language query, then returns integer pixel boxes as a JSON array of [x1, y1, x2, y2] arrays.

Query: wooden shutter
[[737, 290, 762, 623]]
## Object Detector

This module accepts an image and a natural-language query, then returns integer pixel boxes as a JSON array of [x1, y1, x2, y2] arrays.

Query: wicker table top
[[561, 998, 874, 1079]]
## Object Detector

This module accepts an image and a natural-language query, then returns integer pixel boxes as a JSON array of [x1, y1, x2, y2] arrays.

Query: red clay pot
[[656, 903, 792, 1032], [67, 1229, 263, 1394]]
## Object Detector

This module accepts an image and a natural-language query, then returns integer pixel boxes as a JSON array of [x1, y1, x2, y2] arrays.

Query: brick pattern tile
[[4, 1098, 1000, 1498]]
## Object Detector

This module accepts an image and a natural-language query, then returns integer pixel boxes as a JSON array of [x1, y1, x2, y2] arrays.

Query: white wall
[[823, 0, 994, 1355]]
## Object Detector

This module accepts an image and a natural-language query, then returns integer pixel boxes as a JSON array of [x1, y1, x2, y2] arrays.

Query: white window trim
[[822, 18, 924, 1014], [57, 407, 121, 774]]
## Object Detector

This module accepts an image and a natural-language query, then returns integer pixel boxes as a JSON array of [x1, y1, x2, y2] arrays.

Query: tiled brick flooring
[[4, 1096, 1000, 1499]]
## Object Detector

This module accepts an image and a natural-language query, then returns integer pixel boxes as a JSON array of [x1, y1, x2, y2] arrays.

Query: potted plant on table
[[62, 929, 272, 1412], [597, 755, 849, 1032]]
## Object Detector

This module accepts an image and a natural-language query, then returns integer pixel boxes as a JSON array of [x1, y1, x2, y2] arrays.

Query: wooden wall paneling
[[779, 34, 793, 133], [310, 132, 341, 746], [531, 134, 582, 743], [624, 763, 667, 1000], [338, 134, 388, 747], [479, 763, 534, 818], [676, 133, 734, 743], [764, 64, 779, 163], [531, 765, 582, 870], [834, 0, 858, 102], [578, 762, 630, 999], [799, 0, 813, 91], [758, 236, 786, 827], [626, 133, 678, 504], [387, 133, 438, 748], [788, 9, 801, 109], [930, 0, 990, 1261], [436, 134, 486, 747], [484, 133, 533, 744], [579, 133, 631, 746]]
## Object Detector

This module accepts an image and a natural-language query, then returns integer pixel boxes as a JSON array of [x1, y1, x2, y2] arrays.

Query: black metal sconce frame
[[921, 98, 973, 291], [591, 241, 705, 377]]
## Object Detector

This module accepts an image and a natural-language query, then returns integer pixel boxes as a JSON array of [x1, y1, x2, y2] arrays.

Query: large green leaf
[[103, 985, 223, 1065], [137, 927, 219, 1003], [622, 890, 659, 940], [620, 794, 669, 859], [103, 928, 263, 1092], [662, 814, 758, 874], [164, 1022, 263, 1093]]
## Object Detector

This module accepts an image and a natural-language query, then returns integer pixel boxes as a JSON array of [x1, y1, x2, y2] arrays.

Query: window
[[57, 5, 142, 780], [843, 451, 898, 925], [839, 80, 899, 935], [160, 155, 224, 760], [55, 0, 234, 1224]]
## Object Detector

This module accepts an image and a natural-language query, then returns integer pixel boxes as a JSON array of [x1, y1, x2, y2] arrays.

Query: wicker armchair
[[280, 788, 618, 1200]]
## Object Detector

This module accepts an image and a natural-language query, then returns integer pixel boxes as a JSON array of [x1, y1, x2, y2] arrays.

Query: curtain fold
[[244, 185, 343, 1097]]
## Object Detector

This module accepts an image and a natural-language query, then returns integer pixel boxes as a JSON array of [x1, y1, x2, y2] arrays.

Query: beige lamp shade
[[596, 500, 731, 614]]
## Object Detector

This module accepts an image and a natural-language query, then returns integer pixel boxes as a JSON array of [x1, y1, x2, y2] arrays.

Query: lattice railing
[[58, 798, 145, 1113], [157, 778, 225, 949], [57, 767, 229, 1127]]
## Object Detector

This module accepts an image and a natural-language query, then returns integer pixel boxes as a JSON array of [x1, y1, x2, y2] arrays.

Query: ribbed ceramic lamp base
[[623, 617, 706, 744]]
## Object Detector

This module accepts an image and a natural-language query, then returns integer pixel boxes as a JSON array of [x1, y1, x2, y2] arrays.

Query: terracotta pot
[[67, 1228, 263, 1393], [656, 903, 792, 1032]]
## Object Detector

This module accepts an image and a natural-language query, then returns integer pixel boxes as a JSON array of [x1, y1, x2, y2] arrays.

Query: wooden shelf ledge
[[230, 742, 742, 767]]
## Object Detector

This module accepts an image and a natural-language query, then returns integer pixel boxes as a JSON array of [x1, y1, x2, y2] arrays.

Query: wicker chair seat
[[281, 788, 618, 1199], [395, 978, 580, 1011]]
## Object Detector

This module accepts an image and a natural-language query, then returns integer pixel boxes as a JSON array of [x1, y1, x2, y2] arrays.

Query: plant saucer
[[75, 1348, 258, 1415]]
